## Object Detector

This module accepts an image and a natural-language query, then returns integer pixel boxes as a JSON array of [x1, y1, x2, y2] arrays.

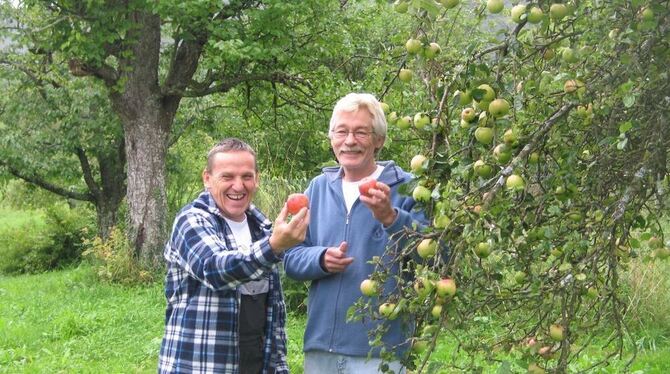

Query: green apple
[[506, 174, 525, 190], [379, 302, 398, 319], [562, 47, 579, 63], [414, 112, 430, 129], [431, 304, 443, 319], [440, 0, 459, 9], [457, 90, 472, 106], [486, 0, 504, 14], [461, 107, 476, 122], [514, 271, 527, 284], [360, 279, 378, 297], [411, 339, 428, 353], [436, 278, 456, 297], [511, 4, 526, 23], [564, 79, 585, 94], [424, 42, 441, 59], [543, 48, 555, 60], [380, 102, 390, 114], [397, 115, 411, 130], [387, 111, 398, 125], [648, 236, 663, 249], [503, 128, 517, 144], [549, 324, 564, 341], [473, 159, 493, 178], [477, 84, 496, 102], [528, 151, 540, 164], [549, 3, 568, 21], [414, 277, 435, 297], [413, 185, 431, 202], [493, 143, 512, 164], [433, 214, 451, 229], [398, 68, 413, 83], [474, 127, 494, 145], [405, 38, 423, 55], [417, 238, 437, 258], [410, 154, 428, 173], [640, 7, 654, 21], [488, 98, 510, 117], [527, 6, 544, 23], [394, 0, 409, 13], [475, 241, 491, 258], [528, 363, 546, 374]]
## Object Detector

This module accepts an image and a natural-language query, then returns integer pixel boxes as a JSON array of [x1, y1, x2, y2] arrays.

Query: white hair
[[328, 93, 387, 140]]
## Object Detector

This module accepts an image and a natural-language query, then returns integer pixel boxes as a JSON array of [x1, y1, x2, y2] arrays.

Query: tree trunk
[[109, 12, 171, 267]]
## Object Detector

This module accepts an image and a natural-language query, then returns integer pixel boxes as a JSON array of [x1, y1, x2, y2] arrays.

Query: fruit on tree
[[397, 115, 411, 130], [527, 6, 544, 23], [405, 38, 422, 54], [486, 0, 504, 14], [410, 154, 428, 173], [360, 278, 378, 297], [436, 278, 456, 297], [433, 214, 451, 229], [648, 236, 663, 249], [488, 98, 510, 117], [564, 79, 585, 94], [477, 84, 496, 102], [411, 339, 428, 353], [413, 185, 431, 202], [506, 174, 525, 190], [414, 112, 430, 129], [424, 42, 441, 59], [549, 324, 564, 341], [474, 127, 494, 145], [493, 143, 512, 164], [379, 302, 398, 319], [511, 4, 526, 23], [440, 0, 459, 9], [457, 90, 472, 106], [461, 107, 476, 122], [503, 128, 517, 144], [380, 102, 390, 114], [358, 178, 377, 197], [528, 152, 540, 164], [431, 304, 442, 319], [475, 241, 492, 258], [393, 0, 409, 13], [514, 271, 527, 284], [286, 193, 309, 215], [549, 3, 568, 21], [398, 68, 413, 82], [640, 7, 654, 21], [474, 159, 493, 178], [417, 238, 437, 258], [562, 47, 579, 63], [528, 363, 546, 374]]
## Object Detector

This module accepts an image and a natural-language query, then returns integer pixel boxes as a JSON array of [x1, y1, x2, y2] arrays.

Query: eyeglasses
[[331, 129, 374, 140]]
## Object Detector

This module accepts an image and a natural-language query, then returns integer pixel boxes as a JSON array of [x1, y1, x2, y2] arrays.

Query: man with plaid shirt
[[159, 138, 309, 374]]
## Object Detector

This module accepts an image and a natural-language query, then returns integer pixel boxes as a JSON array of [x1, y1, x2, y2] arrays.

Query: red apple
[[286, 193, 309, 215], [358, 178, 378, 197], [436, 278, 456, 297]]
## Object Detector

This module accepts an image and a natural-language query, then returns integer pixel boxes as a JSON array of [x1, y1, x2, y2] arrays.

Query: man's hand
[[322, 241, 354, 273], [359, 181, 397, 227], [269, 204, 309, 254]]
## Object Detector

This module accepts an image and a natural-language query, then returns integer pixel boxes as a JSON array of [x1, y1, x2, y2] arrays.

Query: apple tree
[[351, 0, 669, 372]]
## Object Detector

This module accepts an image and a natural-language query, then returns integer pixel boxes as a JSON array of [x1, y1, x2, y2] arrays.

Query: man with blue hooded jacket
[[284, 93, 427, 373]]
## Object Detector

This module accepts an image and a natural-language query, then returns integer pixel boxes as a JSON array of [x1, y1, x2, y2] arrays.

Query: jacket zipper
[[328, 209, 352, 352]]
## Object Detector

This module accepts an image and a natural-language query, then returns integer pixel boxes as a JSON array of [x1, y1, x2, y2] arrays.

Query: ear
[[202, 168, 211, 189]]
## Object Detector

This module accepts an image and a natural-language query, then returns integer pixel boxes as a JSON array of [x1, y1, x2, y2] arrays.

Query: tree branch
[[0, 160, 94, 202]]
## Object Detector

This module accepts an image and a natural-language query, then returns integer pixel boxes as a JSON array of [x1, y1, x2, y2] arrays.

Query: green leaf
[[623, 95, 635, 108], [619, 121, 633, 134], [416, 0, 441, 17]]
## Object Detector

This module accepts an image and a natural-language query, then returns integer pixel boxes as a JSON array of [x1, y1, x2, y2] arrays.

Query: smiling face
[[330, 108, 385, 182], [202, 150, 259, 222]]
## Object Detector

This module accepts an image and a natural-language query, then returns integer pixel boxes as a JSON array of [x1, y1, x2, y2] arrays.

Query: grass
[[1, 266, 669, 373]]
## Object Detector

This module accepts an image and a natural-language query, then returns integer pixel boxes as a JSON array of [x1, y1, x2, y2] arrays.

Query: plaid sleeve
[[165, 210, 282, 291]]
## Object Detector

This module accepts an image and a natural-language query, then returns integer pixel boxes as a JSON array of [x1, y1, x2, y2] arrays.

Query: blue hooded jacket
[[284, 161, 427, 358]]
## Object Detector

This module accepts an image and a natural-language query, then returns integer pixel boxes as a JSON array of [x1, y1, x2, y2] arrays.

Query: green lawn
[[1, 266, 668, 373]]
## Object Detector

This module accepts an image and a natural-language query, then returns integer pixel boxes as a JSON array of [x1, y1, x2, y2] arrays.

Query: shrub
[[0, 204, 93, 275], [82, 227, 156, 286]]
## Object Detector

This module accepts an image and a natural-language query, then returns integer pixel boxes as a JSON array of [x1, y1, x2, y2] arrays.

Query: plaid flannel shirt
[[158, 191, 289, 374]]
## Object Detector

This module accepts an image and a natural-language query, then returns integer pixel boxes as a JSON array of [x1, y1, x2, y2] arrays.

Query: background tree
[[2, 0, 363, 265], [0, 53, 125, 240]]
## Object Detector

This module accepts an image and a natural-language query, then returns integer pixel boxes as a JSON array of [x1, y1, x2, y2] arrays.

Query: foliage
[[0, 204, 94, 275], [345, 1, 670, 373], [83, 227, 157, 286]]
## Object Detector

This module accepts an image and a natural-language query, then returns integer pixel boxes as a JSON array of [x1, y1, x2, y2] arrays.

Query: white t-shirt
[[223, 216, 269, 295], [341, 165, 385, 213]]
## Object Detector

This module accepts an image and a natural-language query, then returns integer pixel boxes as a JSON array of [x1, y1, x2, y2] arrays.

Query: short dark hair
[[206, 138, 257, 172]]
